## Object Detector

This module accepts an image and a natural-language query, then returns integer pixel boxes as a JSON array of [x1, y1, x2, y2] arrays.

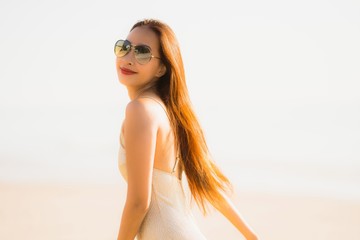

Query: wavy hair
[[131, 19, 232, 214]]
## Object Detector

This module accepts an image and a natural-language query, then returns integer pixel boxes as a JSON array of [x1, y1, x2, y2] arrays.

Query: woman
[[115, 19, 258, 240]]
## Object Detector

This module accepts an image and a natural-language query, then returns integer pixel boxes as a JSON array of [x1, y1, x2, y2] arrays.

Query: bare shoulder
[[125, 98, 159, 130]]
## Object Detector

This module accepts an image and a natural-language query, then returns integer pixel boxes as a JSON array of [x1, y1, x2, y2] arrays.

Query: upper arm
[[123, 100, 158, 208]]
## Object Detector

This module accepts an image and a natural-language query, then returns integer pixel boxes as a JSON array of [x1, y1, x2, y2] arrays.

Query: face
[[115, 26, 166, 91]]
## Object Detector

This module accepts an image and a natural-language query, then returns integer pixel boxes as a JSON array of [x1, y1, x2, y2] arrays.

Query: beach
[[1, 181, 359, 240], [1, 0, 360, 239]]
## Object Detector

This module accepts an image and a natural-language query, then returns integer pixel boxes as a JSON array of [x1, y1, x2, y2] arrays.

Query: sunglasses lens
[[114, 40, 129, 57], [114, 40, 157, 64], [134, 46, 152, 64]]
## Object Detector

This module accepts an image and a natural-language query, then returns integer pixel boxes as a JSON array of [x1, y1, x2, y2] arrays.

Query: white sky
[[0, 0, 359, 183]]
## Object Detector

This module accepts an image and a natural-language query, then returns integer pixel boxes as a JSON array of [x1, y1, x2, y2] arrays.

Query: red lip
[[120, 67, 137, 75]]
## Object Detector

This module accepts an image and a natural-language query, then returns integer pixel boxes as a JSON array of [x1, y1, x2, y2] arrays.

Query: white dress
[[118, 97, 207, 240]]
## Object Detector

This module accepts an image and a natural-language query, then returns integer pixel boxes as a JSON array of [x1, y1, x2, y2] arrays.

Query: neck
[[127, 83, 157, 100]]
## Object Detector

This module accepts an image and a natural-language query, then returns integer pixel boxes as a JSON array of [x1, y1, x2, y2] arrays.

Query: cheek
[[139, 68, 159, 83], [115, 59, 122, 76], [115, 57, 123, 68], [143, 63, 161, 76]]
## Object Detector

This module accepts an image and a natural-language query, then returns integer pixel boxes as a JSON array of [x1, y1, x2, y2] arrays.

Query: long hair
[[131, 19, 232, 214]]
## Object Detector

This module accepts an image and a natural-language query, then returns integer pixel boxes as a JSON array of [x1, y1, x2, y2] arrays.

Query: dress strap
[[171, 156, 180, 174]]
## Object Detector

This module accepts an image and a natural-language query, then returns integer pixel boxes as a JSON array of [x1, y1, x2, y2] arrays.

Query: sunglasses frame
[[114, 39, 161, 65]]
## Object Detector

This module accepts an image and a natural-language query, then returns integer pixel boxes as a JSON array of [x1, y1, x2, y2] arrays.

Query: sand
[[0, 181, 359, 240]]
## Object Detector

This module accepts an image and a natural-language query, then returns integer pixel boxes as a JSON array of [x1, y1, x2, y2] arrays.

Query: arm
[[213, 191, 259, 240], [117, 100, 158, 240]]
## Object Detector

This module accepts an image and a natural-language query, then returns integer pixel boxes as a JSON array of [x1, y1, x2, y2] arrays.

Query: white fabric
[[118, 131, 207, 240]]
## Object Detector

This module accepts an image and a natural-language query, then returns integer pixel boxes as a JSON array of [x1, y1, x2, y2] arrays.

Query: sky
[[0, 0, 359, 194]]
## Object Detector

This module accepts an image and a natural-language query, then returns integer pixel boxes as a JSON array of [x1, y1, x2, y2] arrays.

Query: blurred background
[[0, 0, 359, 239]]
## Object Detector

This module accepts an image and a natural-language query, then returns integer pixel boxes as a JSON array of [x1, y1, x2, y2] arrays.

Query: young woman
[[115, 19, 259, 240]]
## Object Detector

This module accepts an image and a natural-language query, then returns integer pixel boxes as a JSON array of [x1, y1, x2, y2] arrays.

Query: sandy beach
[[1, 181, 359, 240]]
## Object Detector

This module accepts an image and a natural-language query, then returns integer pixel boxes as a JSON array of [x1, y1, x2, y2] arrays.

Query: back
[[120, 95, 181, 178]]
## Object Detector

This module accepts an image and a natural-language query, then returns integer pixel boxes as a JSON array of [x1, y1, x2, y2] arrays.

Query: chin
[[117, 77, 136, 89], [117, 73, 128, 84], [118, 78, 128, 86]]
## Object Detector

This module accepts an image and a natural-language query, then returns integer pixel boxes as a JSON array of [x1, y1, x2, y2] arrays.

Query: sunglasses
[[114, 39, 161, 65]]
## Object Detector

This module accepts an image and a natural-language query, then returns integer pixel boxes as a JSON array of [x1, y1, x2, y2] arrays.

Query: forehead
[[126, 26, 160, 50]]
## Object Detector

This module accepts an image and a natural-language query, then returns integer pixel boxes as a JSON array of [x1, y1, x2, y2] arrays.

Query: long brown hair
[[131, 19, 232, 214]]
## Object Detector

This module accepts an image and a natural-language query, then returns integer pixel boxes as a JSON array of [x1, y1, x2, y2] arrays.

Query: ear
[[155, 64, 166, 77]]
